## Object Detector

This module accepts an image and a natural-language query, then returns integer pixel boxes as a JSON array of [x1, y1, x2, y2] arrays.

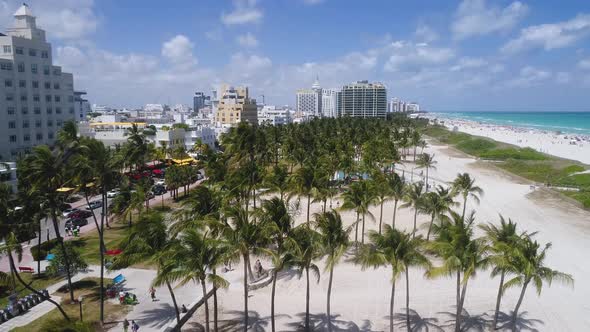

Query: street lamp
[[78, 296, 84, 322]]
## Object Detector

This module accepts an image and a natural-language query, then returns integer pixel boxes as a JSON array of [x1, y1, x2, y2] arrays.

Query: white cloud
[[506, 66, 552, 87], [221, 0, 263, 26], [303, 0, 325, 5], [578, 58, 590, 69], [450, 57, 488, 71], [384, 42, 455, 72], [452, 0, 528, 40], [162, 35, 198, 68], [236, 33, 259, 47], [502, 14, 590, 54], [556, 72, 571, 84], [415, 24, 438, 42]]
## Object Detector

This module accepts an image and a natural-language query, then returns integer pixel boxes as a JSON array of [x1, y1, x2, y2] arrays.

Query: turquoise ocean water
[[430, 112, 590, 136]]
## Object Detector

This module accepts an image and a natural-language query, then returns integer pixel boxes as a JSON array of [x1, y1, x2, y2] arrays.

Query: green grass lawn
[[11, 277, 130, 332], [423, 125, 590, 208], [0, 273, 63, 308]]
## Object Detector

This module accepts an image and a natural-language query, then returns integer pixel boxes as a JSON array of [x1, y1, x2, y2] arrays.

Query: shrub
[[480, 147, 547, 161], [46, 243, 88, 277], [31, 239, 59, 261], [456, 138, 496, 155]]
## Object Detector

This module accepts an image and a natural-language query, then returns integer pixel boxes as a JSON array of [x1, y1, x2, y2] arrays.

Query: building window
[[20, 94, 27, 101], [36, 133, 42, 141], [31, 63, 38, 74], [53, 83, 60, 89], [17, 62, 25, 72], [9, 135, 17, 143], [54, 95, 61, 102], [0, 63, 12, 70], [3, 45, 11, 53], [6, 93, 14, 101], [22, 120, 29, 128], [19, 80, 26, 88], [56, 120, 63, 127], [33, 94, 40, 102], [28, 49, 37, 56], [69, 107, 74, 114], [46, 107, 52, 114], [41, 50, 48, 58], [24, 134, 30, 142], [9, 121, 16, 129], [4, 79, 12, 87], [47, 120, 53, 127], [34, 107, 40, 114], [44, 82, 51, 89], [68, 95, 74, 102], [21, 107, 28, 115], [35, 120, 41, 128], [15, 47, 23, 55], [45, 95, 52, 102], [32, 81, 39, 88], [7, 107, 15, 115], [48, 133, 54, 139], [56, 107, 62, 114], [53, 68, 61, 76], [43, 65, 50, 75]]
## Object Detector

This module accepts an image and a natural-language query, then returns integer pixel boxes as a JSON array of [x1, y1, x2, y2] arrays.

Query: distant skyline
[[2, 0, 590, 111]]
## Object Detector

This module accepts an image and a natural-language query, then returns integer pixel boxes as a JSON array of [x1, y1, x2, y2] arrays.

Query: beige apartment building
[[214, 85, 258, 126]]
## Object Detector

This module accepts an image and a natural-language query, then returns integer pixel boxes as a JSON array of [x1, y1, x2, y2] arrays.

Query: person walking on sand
[[123, 318, 130, 332], [131, 320, 139, 332], [149, 287, 156, 301]]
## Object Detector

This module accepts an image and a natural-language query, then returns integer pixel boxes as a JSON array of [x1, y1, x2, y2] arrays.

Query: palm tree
[[386, 173, 405, 229], [452, 173, 483, 220], [291, 224, 322, 331], [479, 216, 526, 330], [428, 211, 489, 332], [155, 229, 229, 332], [416, 153, 436, 192], [355, 225, 430, 332], [341, 180, 374, 245], [401, 181, 425, 238], [504, 238, 573, 330], [421, 186, 456, 240], [371, 173, 391, 234], [314, 211, 351, 332], [290, 164, 316, 224]]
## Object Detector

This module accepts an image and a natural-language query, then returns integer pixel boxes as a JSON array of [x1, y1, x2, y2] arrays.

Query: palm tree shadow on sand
[[439, 308, 491, 332], [495, 310, 544, 332], [438, 308, 543, 332], [284, 312, 380, 332], [392, 308, 444, 332], [213, 310, 290, 332]]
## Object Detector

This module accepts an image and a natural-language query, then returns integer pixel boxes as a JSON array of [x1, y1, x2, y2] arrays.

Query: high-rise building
[[321, 88, 340, 118], [193, 91, 210, 112], [0, 4, 76, 161], [214, 85, 258, 126], [74, 91, 90, 121], [296, 76, 322, 118], [339, 80, 387, 118]]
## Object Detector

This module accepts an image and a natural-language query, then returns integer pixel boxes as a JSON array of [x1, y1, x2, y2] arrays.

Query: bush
[[31, 239, 59, 261], [46, 243, 88, 277], [456, 138, 497, 155], [480, 147, 547, 161]]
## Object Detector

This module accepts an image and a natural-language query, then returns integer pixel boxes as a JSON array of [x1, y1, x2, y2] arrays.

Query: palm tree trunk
[[512, 280, 529, 331], [361, 214, 366, 244], [379, 200, 384, 234], [392, 200, 398, 229], [461, 196, 467, 221], [412, 208, 418, 238], [271, 269, 278, 332], [37, 217, 42, 277], [84, 191, 104, 252], [426, 214, 435, 241], [323, 199, 327, 213], [213, 269, 219, 332], [455, 271, 461, 332], [8, 250, 70, 320], [354, 212, 359, 243], [247, 255, 254, 281], [306, 195, 311, 225], [425, 167, 429, 192], [243, 253, 249, 332], [166, 280, 181, 324], [50, 208, 75, 302], [405, 268, 411, 332], [327, 265, 334, 332], [459, 277, 469, 315], [389, 278, 396, 332], [100, 191, 106, 323], [492, 271, 505, 330], [201, 278, 210, 332], [305, 267, 311, 332]]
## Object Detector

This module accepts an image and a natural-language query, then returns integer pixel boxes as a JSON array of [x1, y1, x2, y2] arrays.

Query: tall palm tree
[[314, 211, 351, 332], [291, 224, 322, 331], [400, 181, 425, 238], [371, 173, 391, 234], [386, 173, 405, 229], [428, 211, 489, 332], [479, 216, 525, 330], [504, 238, 573, 330], [290, 164, 316, 225], [155, 229, 229, 332], [416, 153, 436, 192], [420, 186, 456, 240], [341, 180, 375, 245], [452, 173, 483, 220], [355, 225, 430, 332]]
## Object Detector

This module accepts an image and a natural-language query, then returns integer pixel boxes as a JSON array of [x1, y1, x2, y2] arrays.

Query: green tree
[[401, 181, 425, 238], [386, 173, 405, 229], [416, 153, 437, 192], [46, 242, 88, 277], [420, 186, 456, 240], [452, 173, 484, 220]]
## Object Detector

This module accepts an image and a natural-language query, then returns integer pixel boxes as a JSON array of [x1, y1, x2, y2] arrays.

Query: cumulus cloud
[[452, 0, 528, 40], [236, 33, 259, 47], [578, 58, 590, 69], [221, 0, 263, 25], [450, 57, 488, 71], [502, 14, 590, 54], [384, 42, 455, 72], [506, 66, 552, 87], [162, 35, 198, 68], [415, 24, 439, 42]]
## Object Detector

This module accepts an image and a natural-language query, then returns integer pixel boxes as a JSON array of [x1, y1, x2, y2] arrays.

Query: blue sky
[[2, 0, 590, 111]]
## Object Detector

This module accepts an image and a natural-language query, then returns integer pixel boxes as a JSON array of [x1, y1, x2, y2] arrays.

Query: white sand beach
[[424, 115, 590, 164], [184, 142, 590, 331]]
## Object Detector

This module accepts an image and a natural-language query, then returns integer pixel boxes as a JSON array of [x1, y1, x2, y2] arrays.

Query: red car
[[68, 210, 93, 219]]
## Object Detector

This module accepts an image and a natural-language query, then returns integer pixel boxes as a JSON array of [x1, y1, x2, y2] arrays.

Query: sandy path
[[184, 142, 590, 332]]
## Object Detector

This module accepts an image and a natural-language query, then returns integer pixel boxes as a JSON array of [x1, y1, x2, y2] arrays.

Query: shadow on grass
[[393, 308, 444, 331], [56, 279, 98, 293]]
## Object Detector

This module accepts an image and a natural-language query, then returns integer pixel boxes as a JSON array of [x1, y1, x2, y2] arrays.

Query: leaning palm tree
[[355, 225, 430, 332], [291, 224, 322, 331], [479, 216, 528, 330], [451, 173, 483, 220], [428, 211, 489, 332], [155, 229, 229, 332], [400, 181, 425, 238], [416, 153, 436, 192], [420, 186, 456, 240], [504, 238, 573, 330], [314, 211, 352, 332], [386, 173, 405, 229]]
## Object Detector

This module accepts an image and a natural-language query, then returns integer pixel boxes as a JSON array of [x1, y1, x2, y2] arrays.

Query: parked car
[[152, 185, 167, 195], [65, 218, 88, 228], [146, 191, 155, 199], [107, 189, 120, 198], [68, 210, 92, 219], [59, 203, 72, 211], [62, 208, 79, 218], [154, 179, 166, 187], [85, 200, 102, 210]]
